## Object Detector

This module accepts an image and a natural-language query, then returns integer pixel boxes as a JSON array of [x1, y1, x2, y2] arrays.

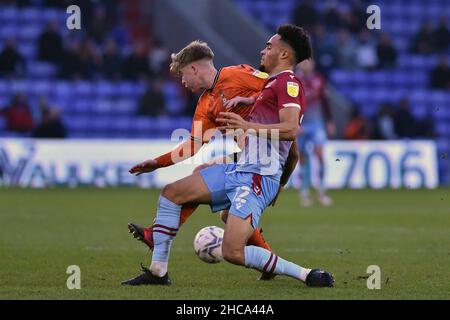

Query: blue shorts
[[199, 164, 280, 229], [297, 121, 327, 151]]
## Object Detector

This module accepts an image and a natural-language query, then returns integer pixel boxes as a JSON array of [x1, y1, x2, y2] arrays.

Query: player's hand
[[129, 159, 159, 176], [224, 96, 255, 110], [216, 112, 249, 131], [270, 184, 285, 206]]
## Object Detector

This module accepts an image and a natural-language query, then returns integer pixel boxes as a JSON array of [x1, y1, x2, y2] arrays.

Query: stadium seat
[[30, 80, 52, 96], [96, 81, 116, 98], [19, 7, 41, 23], [74, 81, 94, 97], [17, 25, 41, 41], [0, 6, 19, 23], [115, 99, 136, 115], [0, 24, 18, 40], [28, 62, 58, 79], [0, 117, 5, 131], [54, 81, 72, 98]]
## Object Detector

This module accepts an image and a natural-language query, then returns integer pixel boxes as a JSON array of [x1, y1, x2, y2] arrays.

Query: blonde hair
[[170, 40, 214, 75]]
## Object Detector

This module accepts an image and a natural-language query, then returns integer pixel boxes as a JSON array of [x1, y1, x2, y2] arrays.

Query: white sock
[[150, 261, 168, 277], [299, 268, 312, 282]]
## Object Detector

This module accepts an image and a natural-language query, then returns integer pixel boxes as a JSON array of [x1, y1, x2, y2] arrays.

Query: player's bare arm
[[216, 106, 300, 141], [129, 138, 203, 175], [223, 96, 255, 109]]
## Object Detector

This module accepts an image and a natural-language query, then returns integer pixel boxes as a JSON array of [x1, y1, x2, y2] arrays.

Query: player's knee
[[222, 241, 244, 265], [161, 183, 181, 203]]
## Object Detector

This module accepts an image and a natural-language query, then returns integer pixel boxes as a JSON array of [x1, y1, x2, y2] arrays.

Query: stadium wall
[[0, 138, 438, 189]]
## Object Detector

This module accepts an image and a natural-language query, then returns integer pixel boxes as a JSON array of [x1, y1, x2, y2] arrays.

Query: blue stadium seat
[[73, 81, 94, 97], [371, 72, 389, 85], [54, 81, 71, 93], [42, 9, 63, 22], [117, 82, 137, 97], [73, 99, 93, 114], [28, 62, 57, 79], [17, 25, 41, 41], [18, 43, 36, 59], [410, 90, 427, 104], [92, 98, 114, 114], [30, 80, 51, 96], [132, 117, 156, 135], [110, 118, 132, 132], [19, 8, 41, 23], [330, 70, 352, 84], [115, 99, 136, 115], [0, 96, 10, 108], [8, 80, 30, 95], [96, 81, 116, 98], [0, 24, 18, 40], [0, 117, 5, 131], [64, 115, 89, 131], [0, 6, 19, 23], [0, 81, 8, 95]]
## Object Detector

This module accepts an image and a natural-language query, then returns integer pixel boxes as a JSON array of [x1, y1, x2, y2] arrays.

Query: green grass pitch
[[0, 187, 449, 299]]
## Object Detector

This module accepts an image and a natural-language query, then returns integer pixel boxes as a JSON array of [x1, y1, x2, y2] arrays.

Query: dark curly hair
[[277, 24, 312, 64]]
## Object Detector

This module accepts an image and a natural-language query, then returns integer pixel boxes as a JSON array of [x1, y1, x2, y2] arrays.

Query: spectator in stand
[[292, 0, 319, 33], [429, 56, 450, 90], [394, 98, 417, 138], [373, 103, 397, 140], [433, 16, 450, 53], [110, 20, 131, 48], [37, 20, 64, 64], [123, 43, 151, 81], [336, 29, 357, 69], [137, 77, 167, 117], [87, 5, 112, 44], [32, 97, 67, 138], [356, 30, 378, 70], [342, 3, 366, 34], [0, 38, 26, 78], [102, 38, 123, 80], [323, 2, 343, 31], [416, 112, 436, 139], [60, 39, 101, 80], [410, 21, 436, 54], [0, 93, 34, 134], [148, 38, 169, 75], [59, 41, 84, 80], [377, 33, 397, 69], [344, 104, 370, 140], [311, 24, 337, 75]]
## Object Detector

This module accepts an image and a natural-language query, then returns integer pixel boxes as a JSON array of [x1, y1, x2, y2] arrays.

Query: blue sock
[[151, 195, 182, 263], [244, 246, 308, 281]]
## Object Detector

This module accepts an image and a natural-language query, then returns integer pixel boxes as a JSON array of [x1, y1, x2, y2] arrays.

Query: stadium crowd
[[0, 0, 448, 139]]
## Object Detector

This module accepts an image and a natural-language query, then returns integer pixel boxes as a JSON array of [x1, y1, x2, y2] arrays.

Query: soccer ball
[[193, 226, 224, 263]]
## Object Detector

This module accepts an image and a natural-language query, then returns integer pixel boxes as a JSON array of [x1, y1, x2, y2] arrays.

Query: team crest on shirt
[[287, 82, 299, 97], [252, 70, 269, 79]]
